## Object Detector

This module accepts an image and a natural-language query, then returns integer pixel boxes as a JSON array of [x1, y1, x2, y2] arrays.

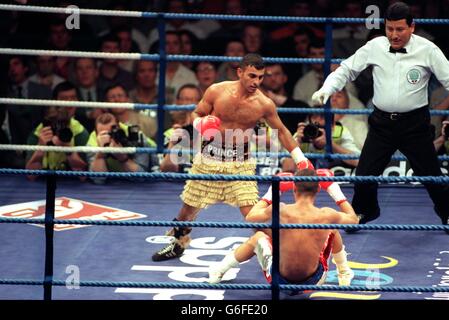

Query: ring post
[[324, 19, 334, 157], [271, 176, 280, 300], [156, 14, 167, 154], [43, 174, 56, 300]]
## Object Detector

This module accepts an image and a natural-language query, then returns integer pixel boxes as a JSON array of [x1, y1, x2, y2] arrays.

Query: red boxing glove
[[316, 168, 334, 190], [297, 159, 315, 171], [278, 172, 295, 193], [316, 168, 347, 205], [193, 115, 221, 140], [290, 147, 315, 171], [261, 172, 295, 205]]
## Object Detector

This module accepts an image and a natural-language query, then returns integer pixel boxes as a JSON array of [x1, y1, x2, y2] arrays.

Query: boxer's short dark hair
[[295, 169, 319, 195], [240, 53, 265, 70]]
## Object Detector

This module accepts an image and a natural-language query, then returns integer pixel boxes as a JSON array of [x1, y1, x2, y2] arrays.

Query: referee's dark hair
[[385, 2, 413, 26]]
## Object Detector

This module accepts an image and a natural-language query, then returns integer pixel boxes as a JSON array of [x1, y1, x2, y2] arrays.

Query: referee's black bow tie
[[389, 46, 407, 54]]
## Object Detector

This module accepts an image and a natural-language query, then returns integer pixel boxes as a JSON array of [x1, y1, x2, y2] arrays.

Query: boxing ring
[[0, 172, 449, 301], [0, 4, 449, 303]]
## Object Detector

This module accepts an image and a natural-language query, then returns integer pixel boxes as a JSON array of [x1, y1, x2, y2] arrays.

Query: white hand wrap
[[291, 147, 307, 163], [327, 183, 347, 205]]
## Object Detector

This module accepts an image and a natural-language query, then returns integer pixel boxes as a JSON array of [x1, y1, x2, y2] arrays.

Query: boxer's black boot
[[152, 219, 192, 261]]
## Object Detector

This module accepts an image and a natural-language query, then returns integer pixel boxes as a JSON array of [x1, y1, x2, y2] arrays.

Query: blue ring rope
[[1, 217, 447, 232], [0, 278, 448, 293], [155, 105, 449, 116], [1, 5, 448, 24], [0, 218, 449, 231], [1, 169, 449, 184], [2, 145, 449, 161]]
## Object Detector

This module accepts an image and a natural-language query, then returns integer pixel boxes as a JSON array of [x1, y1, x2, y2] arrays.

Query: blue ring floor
[[0, 175, 447, 300]]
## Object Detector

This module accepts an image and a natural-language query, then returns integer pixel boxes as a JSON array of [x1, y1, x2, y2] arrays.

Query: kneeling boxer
[[208, 169, 358, 288]]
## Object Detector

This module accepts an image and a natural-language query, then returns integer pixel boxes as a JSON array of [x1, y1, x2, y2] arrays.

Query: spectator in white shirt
[[155, 31, 198, 104], [330, 88, 368, 151], [292, 39, 363, 109], [29, 55, 65, 90]]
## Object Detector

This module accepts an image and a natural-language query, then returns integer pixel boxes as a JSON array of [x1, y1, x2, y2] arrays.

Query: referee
[[311, 2, 449, 233]]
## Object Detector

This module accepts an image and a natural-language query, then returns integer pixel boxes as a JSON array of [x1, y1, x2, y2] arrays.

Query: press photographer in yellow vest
[[433, 120, 449, 155], [25, 82, 89, 181], [87, 112, 158, 184], [282, 112, 361, 171]]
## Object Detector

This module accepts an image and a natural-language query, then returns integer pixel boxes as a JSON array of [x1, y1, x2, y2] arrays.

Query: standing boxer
[[152, 53, 313, 261]]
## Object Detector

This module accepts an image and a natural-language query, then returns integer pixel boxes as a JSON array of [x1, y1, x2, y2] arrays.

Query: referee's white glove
[[311, 89, 331, 106]]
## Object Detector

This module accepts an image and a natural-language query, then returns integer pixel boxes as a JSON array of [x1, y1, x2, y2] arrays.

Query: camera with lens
[[302, 123, 323, 143], [108, 125, 142, 148], [42, 117, 73, 145]]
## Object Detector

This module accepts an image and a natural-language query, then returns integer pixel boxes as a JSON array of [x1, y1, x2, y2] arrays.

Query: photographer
[[87, 112, 159, 184], [282, 112, 361, 172], [433, 120, 449, 154], [105, 84, 157, 140], [160, 84, 201, 173], [330, 88, 368, 151], [25, 81, 89, 181]]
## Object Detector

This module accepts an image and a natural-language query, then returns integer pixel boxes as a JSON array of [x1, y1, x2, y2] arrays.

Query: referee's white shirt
[[321, 34, 449, 113]]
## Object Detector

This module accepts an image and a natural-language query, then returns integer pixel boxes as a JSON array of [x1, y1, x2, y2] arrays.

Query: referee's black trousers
[[352, 106, 449, 224]]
